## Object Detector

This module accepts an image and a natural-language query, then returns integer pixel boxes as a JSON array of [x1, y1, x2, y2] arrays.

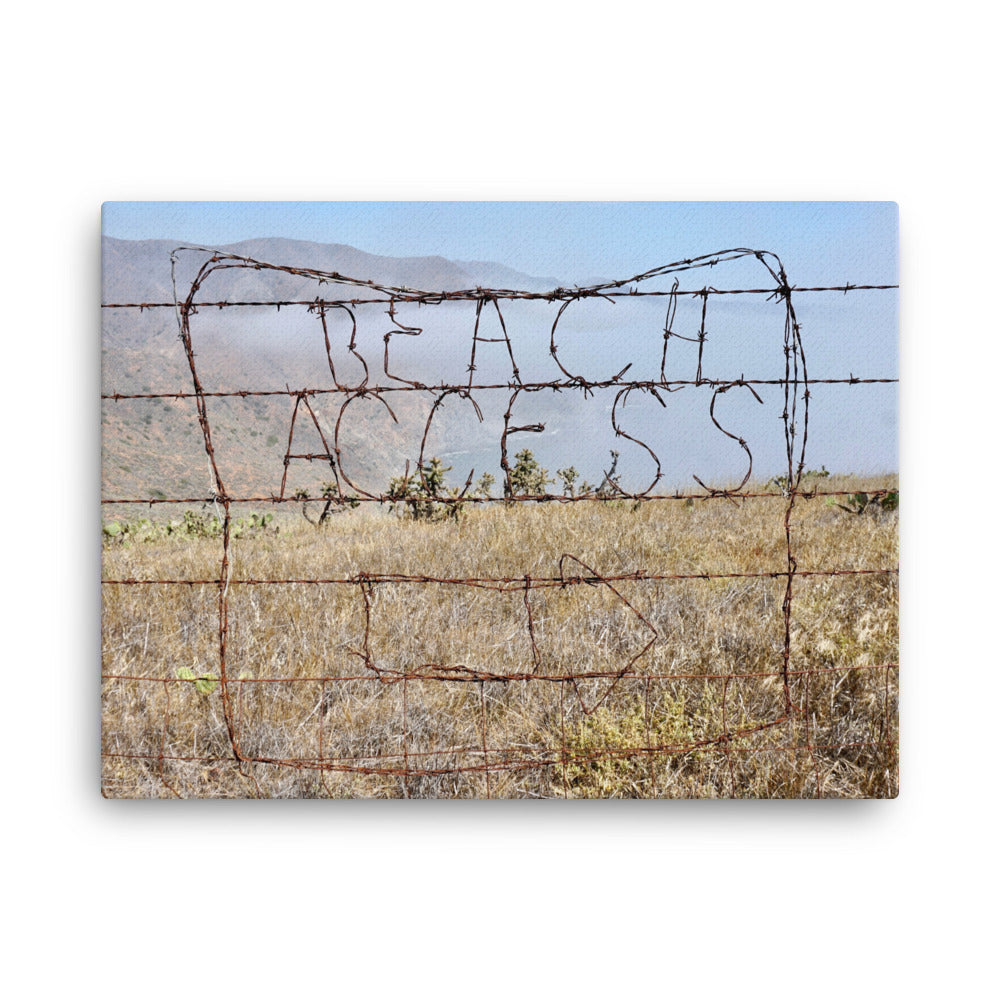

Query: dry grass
[[101, 475, 898, 798]]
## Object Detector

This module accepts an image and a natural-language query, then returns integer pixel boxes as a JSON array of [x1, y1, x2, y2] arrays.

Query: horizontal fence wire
[[100, 283, 899, 310], [101, 246, 899, 798]]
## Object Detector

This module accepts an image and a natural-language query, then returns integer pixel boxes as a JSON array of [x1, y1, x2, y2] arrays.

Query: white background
[[4, 3, 994, 997]]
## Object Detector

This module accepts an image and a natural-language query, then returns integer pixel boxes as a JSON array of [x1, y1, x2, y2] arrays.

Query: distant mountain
[[101, 238, 181, 303], [100, 238, 566, 513], [101, 237, 563, 304], [452, 259, 561, 293]]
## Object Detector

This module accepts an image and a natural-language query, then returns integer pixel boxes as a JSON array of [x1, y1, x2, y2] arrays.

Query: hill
[[101, 237, 564, 513]]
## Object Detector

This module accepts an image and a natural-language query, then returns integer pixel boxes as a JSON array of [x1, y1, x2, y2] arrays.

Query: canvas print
[[101, 202, 898, 798]]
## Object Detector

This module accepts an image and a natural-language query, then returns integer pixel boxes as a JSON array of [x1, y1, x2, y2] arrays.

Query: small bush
[[387, 458, 465, 522], [101, 509, 276, 546], [508, 449, 552, 497], [827, 490, 898, 516], [768, 466, 830, 494], [295, 482, 360, 526]]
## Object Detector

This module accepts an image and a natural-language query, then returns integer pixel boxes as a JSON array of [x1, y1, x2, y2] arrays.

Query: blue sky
[[101, 201, 897, 289]]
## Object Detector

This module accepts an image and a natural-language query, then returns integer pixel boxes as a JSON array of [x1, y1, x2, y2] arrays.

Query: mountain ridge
[[101, 237, 569, 511], [102, 236, 565, 303]]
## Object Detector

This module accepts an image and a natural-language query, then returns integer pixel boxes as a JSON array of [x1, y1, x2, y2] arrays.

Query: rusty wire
[[101, 246, 898, 797]]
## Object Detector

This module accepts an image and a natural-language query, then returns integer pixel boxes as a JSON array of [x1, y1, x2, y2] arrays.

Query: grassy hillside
[[101, 475, 898, 798]]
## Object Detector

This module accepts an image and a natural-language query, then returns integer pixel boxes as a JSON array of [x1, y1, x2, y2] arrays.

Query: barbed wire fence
[[101, 247, 899, 798]]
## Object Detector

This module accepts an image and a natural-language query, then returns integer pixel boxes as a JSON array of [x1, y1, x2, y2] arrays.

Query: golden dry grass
[[101, 475, 898, 798]]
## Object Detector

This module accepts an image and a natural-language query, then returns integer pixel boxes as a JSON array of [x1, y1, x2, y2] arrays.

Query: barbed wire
[[101, 246, 898, 798], [103, 567, 898, 587], [101, 377, 897, 402]]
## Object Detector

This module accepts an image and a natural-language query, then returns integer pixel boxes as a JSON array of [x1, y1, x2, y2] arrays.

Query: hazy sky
[[102, 201, 897, 289], [103, 201, 898, 479]]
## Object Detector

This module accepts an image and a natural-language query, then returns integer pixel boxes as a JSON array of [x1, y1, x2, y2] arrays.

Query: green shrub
[[556, 466, 578, 496], [475, 472, 495, 499], [295, 482, 360, 526], [768, 466, 830, 494], [508, 449, 552, 497], [101, 509, 276, 546], [387, 458, 464, 522], [828, 490, 898, 516]]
